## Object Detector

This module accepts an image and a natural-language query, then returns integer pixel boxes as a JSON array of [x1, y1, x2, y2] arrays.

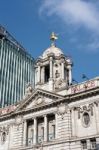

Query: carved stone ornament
[[35, 97, 44, 105], [24, 83, 33, 99], [15, 115, 23, 125], [57, 103, 68, 119], [82, 112, 90, 128], [55, 79, 62, 89], [0, 126, 9, 134]]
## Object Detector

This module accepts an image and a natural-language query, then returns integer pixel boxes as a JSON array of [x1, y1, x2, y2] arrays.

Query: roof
[[42, 45, 63, 58]]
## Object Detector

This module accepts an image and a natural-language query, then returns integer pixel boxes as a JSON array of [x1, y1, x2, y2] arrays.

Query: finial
[[50, 32, 58, 46]]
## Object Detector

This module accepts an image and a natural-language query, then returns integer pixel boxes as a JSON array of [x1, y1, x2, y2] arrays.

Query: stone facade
[[0, 38, 99, 150]]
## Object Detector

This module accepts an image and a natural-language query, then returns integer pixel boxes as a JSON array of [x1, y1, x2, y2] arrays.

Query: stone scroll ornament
[[15, 115, 23, 130], [57, 103, 68, 119], [15, 115, 23, 125]]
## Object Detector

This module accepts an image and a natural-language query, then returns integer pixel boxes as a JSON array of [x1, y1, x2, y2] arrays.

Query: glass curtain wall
[[0, 26, 35, 108]]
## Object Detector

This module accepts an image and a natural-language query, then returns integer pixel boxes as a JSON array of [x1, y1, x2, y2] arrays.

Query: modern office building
[[0, 25, 35, 108], [0, 33, 99, 150]]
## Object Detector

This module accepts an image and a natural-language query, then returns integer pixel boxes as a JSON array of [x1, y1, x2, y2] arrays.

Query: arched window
[[83, 112, 90, 126]]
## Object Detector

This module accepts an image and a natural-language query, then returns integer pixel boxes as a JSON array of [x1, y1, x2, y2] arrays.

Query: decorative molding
[[35, 96, 44, 105], [82, 111, 91, 128], [57, 103, 69, 119], [0, 125, 10, 135], [15, 115, 23, 125]]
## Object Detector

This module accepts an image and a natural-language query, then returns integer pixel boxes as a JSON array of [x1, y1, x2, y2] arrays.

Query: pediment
[[16, 88, 63, 111]]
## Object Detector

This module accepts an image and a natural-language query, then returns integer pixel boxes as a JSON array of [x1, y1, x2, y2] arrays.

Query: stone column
[[50, 57, 53, 79], [44, 115, 48, 142], [72, 108, 77, 137], [87, 139, 91, 149], [38, 64, 41, 83], [67, 65, 72, 85], [71, 109, 76, 137], [23, 120, 27, 146], [61, 59, 64, 79], [41, 66, 45, 83], [55, 113, 58, 139], [33, 118, 37, 144], [96, 138, 99, 149], [94, 102, 99, 134]]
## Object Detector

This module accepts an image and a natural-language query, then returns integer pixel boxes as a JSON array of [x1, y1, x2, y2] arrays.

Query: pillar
[[96, 138, 99, 149], [50, 57, 53, 79], [33, 118, 37, 144], [41, 66, 45, 83], [87, 139, 91, 149], [94, 102, 99, 134], [55, 113, 58, 139], [61, 60, 64, 79], [67, 65, 72, 85], [38, 65, 41, 83], [44, 115, 48, 142], [23, 120, 27, 146], [71, 109, 76, 137]]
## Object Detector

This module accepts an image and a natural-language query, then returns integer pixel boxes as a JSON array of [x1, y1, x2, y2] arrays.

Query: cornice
[[0, 87, 99, 121]]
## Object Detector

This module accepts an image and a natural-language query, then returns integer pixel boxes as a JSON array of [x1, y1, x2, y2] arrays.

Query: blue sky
[[0, 0, 99, 82]]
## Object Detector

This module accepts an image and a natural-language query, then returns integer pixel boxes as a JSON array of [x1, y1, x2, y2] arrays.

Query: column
[[44, 115, 48, 142], [50, 57, 53, 79], [23, 120, 27, 146], [71, 109, 76, 137], [41, 66, 45, 83], [67, 65, 72, 85], [61, 60, 64, 79], [94, 102, 99, 134], [38, 65, 41, 83], [33, 118, 37, 144], [96, 138, 99, 149], [55, 113, 58, 139], [87, 139, 91, 149]]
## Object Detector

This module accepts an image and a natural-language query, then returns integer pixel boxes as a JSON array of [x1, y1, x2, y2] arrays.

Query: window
[[48, 115, 55, 141], [81, 140, 87, 149], [90, 138, 96, 149], [27, 120, 34, 146], [45, 65, 50, 82], [83, 112, 90, 126], [52, 125, 55, 139], [1, 132, 6, 144]]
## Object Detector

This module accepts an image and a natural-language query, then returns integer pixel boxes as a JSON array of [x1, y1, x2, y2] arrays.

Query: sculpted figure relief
[[24, 83, 33, 98]]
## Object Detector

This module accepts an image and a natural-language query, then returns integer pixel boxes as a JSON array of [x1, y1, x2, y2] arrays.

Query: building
[[0, 33, 99, 150], [0, 25, 35, 108]]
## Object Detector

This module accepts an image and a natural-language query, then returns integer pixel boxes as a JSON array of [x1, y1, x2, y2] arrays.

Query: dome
[[42, 45, 63, 58]]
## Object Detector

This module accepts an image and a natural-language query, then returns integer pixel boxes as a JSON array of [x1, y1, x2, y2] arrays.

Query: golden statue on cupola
[[50, 32, 58, 46]]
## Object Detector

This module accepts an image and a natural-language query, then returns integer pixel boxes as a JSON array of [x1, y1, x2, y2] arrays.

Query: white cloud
[[39, 0, 99, 32]]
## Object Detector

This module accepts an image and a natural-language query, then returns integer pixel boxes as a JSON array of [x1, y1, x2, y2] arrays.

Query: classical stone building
[[0, 33, 99, 150]]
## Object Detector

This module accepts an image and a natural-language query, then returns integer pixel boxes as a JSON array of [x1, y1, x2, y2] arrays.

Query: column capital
[[67, 65, 72, 69], [43, 114, 47, 118], [32, 117, 37, 120]]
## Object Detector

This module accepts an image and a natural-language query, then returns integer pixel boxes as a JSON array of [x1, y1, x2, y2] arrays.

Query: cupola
[[35, 33, 73, 92]]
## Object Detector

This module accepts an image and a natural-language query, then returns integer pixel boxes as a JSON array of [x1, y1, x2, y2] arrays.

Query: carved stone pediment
[[16, 88, 63, 111]]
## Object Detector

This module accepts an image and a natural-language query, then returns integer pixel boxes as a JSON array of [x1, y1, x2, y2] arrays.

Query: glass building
[[0, 25, 35, 108]]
